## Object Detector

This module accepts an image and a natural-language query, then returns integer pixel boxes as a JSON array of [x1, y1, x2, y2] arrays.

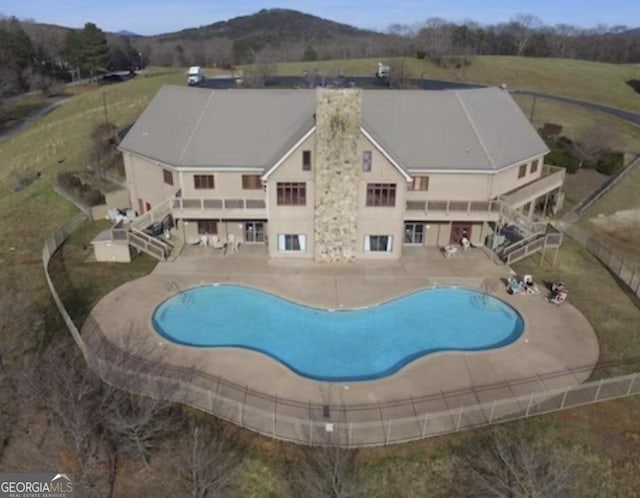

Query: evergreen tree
[[63, 29, 83, 67], [80, 23, 110, 73]]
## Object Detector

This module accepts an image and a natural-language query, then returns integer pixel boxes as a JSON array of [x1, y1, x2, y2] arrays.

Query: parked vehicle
[[187, 66, 204, 86], [375, 62, 390, 80]]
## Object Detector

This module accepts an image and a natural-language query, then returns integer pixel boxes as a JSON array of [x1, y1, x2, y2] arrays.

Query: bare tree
[[572, 124, 615, 168], [286, 444, 370, 498], [451, 425, 578, 497], [510, 14, 543, 55], [18, 345, 113, 496], [175, 422, 240, 498], [103, 390, 180, 468]]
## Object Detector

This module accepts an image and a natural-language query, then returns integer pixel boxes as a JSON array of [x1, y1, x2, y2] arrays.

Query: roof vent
[[500, 83, 508, 90]]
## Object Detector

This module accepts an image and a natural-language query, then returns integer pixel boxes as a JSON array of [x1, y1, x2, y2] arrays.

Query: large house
[[114, 85, 565, 262]]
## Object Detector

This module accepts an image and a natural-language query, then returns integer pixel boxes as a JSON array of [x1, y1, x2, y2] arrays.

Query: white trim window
[[277, 234, 307, 252], [364, 235, 393, 252]]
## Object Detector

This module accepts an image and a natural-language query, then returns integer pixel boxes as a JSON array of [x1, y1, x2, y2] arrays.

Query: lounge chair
[[549, 290, 567, 305], [522, 274, 540, 295], [507, 278, 523, 295]]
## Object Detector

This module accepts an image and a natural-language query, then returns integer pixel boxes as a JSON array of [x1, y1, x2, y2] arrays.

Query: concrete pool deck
[[85, 245, 599, 440]]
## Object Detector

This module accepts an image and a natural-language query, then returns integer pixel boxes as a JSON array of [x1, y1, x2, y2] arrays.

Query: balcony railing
[[501, 164, 565, 208], [405, 199, 501, 216], [172, 197, 266, 212]]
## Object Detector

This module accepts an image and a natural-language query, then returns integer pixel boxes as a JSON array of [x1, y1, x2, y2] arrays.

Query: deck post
[[552, 245, 560, 267]]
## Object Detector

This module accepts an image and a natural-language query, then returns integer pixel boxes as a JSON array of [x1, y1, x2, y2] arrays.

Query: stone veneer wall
[[313, 88, 362, 262]]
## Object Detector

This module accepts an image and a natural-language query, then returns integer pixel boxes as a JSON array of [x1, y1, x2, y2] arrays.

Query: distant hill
[[154, 8, 385, 44], [116, 29, 141, 37]]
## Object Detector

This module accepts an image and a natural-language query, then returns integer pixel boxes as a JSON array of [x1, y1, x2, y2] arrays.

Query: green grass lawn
[[0, 94, 62, 131], [48, 220, 157, 324], [3, 59, 640, 496], [575, 165, 640, 269], [263, 56, 640, 112], [514, 238, 640, 376], [513, 94, 640, 154]]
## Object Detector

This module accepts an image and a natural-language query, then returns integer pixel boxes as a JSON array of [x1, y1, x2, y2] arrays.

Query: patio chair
[[461, 237, 470, 251], [199, 234, 208, 247], [209, 235, 226, 249], [443, 245, 457, 258], [227, 234, 239, 253]]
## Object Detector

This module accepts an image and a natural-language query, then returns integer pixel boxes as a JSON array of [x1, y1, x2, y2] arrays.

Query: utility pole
[[529, 94, 537, 122], [102, 92, 109, 124]]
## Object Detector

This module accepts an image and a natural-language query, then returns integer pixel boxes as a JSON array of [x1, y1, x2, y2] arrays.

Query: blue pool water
[[152, 285, 524, 382]]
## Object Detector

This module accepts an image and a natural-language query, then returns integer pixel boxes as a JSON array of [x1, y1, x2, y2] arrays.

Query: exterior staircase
[[494, 201, 563, 265], [111, 197, 174, 261]]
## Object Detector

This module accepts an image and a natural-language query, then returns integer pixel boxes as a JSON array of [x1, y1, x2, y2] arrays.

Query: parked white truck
[[187, 66, 204, 86]]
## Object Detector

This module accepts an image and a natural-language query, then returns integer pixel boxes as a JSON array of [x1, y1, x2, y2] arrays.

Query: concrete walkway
[[86, 246, 599, 430]]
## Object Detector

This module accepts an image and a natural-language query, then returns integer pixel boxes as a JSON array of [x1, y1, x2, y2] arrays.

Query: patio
[[84, 243, 598, 444]]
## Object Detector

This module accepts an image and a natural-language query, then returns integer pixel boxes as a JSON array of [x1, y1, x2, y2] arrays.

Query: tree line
[[0, 16, 141, 96], [1, 11, 639, 97]]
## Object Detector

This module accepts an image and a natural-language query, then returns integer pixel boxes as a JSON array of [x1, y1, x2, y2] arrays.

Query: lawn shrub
[[57, 171, 106, 206], [595, 151, 624, 175], [545, 137, 580, 173], [538, 122, 563, 138]]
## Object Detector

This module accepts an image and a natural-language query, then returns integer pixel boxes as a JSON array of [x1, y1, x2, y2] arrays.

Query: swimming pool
[[152, 285, 524, 382]]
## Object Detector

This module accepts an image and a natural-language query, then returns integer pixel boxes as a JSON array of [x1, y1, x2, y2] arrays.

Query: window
[[194, 174, 215, 189], [244, 222, 265, 243], [277, 182, 306, 206], [366, 183, 396, 207], [518, 164, 527, 179], [302, 150, 311, 171], [530, 160, 539, 174], [404, 223, 424, 244], [364, 235, 393, 252], [362, 150, 372, 172], [277, 234, 306, 252], [197, 220, 217, 235], [409, 176, 429, 191], [163, 169, 173, 185], [242, 175, 262, 189]]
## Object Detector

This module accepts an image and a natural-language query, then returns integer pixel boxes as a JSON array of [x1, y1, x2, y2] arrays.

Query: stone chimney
[[313, 88, 362, 262]]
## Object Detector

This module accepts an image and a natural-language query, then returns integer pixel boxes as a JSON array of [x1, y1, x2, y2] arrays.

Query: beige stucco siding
[[356, 135, 407, 259], [179, 170, 266, 200], [266, 134, 316, 258], [490, 156, 544, 198], [124, 152, 179, 211], [405, 172, 492, 201]]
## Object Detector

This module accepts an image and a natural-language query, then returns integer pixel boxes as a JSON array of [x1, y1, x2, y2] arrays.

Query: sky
[[1, 0, 638, 35]]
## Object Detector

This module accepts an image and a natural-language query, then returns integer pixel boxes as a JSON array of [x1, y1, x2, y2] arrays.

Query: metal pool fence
[[44, 215, 640, 447]]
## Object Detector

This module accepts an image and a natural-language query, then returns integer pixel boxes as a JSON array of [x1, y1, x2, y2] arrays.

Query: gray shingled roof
[[119, 85, 548, 172], [361, 88, 548, 171], [119, 86, 315, 168]]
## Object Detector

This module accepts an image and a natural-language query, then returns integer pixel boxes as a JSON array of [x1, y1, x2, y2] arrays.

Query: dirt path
[[0, 96, 73, 143]]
